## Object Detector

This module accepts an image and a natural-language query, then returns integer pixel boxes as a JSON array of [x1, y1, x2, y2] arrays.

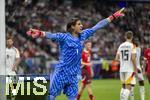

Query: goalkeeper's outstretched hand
[[108, 7, 125, 22], [26, 28, 45, 38]]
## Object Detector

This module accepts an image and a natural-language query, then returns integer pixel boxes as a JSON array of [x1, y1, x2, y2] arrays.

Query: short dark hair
[[84, 40, 91, 44], [6, 35, 13, 40], [125, 31, 133, 39], [66, 18, 80, 33]]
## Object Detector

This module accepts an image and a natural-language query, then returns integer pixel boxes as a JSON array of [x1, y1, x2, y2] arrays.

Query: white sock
[[123, 89, 130, 100], [139, 86, 145, 100], [130, 86, 134, 100], [120, 88, 125, 100], [120, 88, 124, 94]]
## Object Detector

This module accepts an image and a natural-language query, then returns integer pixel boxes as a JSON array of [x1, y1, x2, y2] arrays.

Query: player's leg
[[120, 72, 128, 100], [120, 72, 135, 100], [85, 70, 94, 100], [147, 70, 150, 84], [64, 75, 78, 100], [9, 71, 17, 100], [48, 95, 55, 100], [138, 80, 145, 100], [147, 74, 150, 84], [146, 65, 150, 84], [120, 84, 130, 100], [12, 75, 18, 96], [77, 68, 87, 100], [120, 72, 125, 100], [67, 96, 76, 100], [6, 69, 17, 96], [136, 70, 145, 100], [120, 84, 125, 99], [48, 72, 65, 100], [130, 70, 141, 100], [125, 72, 136, 100], [6, 75, 16, 100], [77, 83, 85, 100], [86, 83, 94, 100], [121, 84, 131, 100], [129, 84, 135, 100]]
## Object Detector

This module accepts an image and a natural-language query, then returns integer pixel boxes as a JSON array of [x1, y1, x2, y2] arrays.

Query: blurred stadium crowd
[[5, 0, 150, 76]]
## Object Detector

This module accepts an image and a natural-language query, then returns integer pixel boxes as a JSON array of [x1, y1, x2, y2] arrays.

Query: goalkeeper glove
[[26, 29, 45, 38], [108, 7, 125, 22]]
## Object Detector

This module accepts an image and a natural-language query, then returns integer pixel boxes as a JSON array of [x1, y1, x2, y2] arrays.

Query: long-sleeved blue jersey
[[45, 19, 109, 75], [48, 19, 110, 98]]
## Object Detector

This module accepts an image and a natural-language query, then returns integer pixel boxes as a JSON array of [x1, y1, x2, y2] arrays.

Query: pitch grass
[[56, 79, 150, 100]]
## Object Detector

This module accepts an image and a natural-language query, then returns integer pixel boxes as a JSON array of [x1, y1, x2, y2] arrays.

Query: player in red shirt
[[143, 44, 150, 84], [77, 41, 94, 100]]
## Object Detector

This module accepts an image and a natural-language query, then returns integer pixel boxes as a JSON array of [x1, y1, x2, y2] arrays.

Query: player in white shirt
[[115, 31, 137, 100], [6, 36, 20, 96], [6, 36, 20, 75], [129, 38, 145, 100]]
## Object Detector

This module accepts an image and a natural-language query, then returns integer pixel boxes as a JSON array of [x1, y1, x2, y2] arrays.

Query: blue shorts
[[49, 70, 78, 97]]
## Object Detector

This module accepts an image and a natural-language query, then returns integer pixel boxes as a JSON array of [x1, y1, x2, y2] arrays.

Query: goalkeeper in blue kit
[[27, 8, 124, 100]]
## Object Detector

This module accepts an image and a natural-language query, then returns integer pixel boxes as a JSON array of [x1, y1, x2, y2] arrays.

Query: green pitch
[[56, 79, 150, 100]]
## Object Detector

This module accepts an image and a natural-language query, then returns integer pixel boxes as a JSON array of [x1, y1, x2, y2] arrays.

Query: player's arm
[[131, 47, 138, 73], [12, 58, 20, 71], [132, 53, 137, 70], [143, 50, 148, 65], [112, 53, 120, 67], [142, 57, 148, 70], [80, 8, 125, 40], [141, 57, 147, 74], [92, 7, 125, 31], [81, 60, 92, 67], [12, 49, 20, 71], [139, 48, 145, 72], [90, 65, 94, 78], [113, 47, 120, 66], [115, 53, 120, 61], [142, 50, 148, 71], [26, 29, 66, 41], [143, 57, 148, 63]]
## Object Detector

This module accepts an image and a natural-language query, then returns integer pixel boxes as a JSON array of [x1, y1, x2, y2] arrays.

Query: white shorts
[[6, 75, 17, 83], [120, 72, 136, 85], [6, 68, 16, 76], [6, 68, 17, 83]]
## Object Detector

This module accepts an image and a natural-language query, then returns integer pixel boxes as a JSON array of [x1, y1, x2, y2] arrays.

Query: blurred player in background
[[27, 8, 125, 100], [143, 44, 150, 84], [6, 36, 20, 96], [129, 38, 145, 100], [115, 31, 137, 100], [77, 41, 94, 100]]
